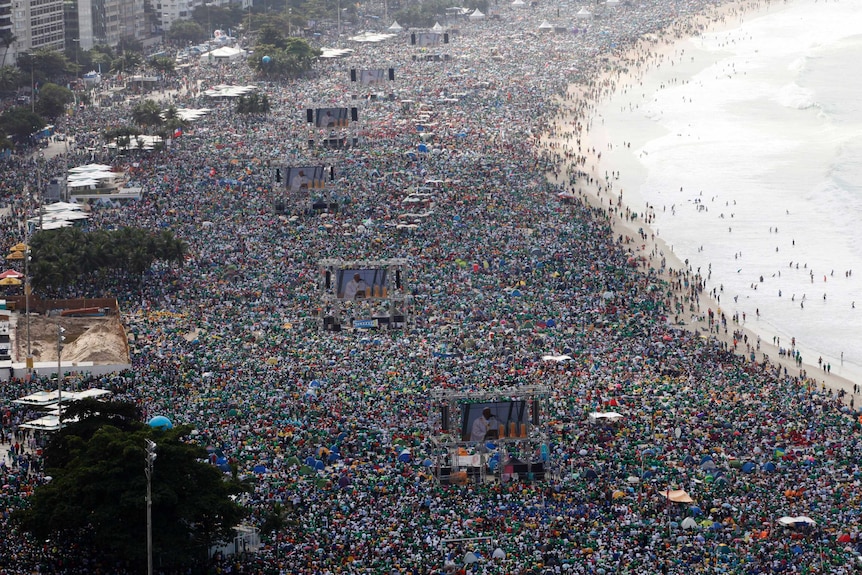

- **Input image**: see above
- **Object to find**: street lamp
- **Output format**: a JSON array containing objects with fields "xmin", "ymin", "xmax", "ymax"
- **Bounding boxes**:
[
  {"xmin": 145, "ymin": 439, "xmax": 157, "ymax": 575},
  {"xmin": 72, "ymin": 38, "xmax": 80, "ymax": 68},
  {"xmin": 57, "ymin": 322, "xmax": 65, "ymax": 428}
]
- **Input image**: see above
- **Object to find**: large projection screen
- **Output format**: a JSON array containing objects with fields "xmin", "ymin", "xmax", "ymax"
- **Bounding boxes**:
[
  {"xmin": 336, "ymin": 268, "xmax": 389, "ymax": 300},
  {"xmin": 460, "ymin": 401, "xmax": 528, "ymax": 442}
]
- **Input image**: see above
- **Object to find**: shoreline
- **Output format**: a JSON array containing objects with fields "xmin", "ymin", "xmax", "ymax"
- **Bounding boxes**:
[{"xmin": 541, "ymin": 0, "xmax": 860, "ymax": 403}]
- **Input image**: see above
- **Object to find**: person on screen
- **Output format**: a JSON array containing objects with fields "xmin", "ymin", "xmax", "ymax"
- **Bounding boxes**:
[
  {"xmin": 290, "ymin": 169, "xmax": 310, "ymax": 192},
  {"xmin": 321, "ymin": 109, "xmax": 337, "ymax": 127},
  {"xmin": 470, "ymin": 408, "xmax": 499, "ymax": 442},
  {"xmin": 344, "ymin": 273, "xmax": 369, "ymax": 299}
]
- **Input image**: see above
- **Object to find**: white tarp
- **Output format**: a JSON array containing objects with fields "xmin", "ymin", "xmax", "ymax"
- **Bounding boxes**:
[
  {"xmin": 588, "ymin": 411, "xmax": 624, "ymax": 424},
  {"xmin": 778, "ymin": 516, "xmax": 817, "ymax": 528}
]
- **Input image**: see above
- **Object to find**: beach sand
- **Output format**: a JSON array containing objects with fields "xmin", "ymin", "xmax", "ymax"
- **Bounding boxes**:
[{"xmin": 542, "ymin": 0, "xmax": 859, "ymax": 406}]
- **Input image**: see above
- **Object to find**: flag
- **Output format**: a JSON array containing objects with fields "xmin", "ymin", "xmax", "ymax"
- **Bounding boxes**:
[{"xmin": 173, "ymin": 127, "xmax": 183, "ymax": 138}]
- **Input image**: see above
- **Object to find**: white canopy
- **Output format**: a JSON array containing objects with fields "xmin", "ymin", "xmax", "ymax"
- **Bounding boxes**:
[
  {"xmin": 512, "ymin": 0, "xmax": 526, "ymax": 6},
  {"xmin": 681, "ymin": 517, "xmax": 699, "ymax": 530},
  {"xmin": 542, "ymin": 354, "xmax": 573, "ymax": 362},
  {"xmin": 349, "ymin": 31, "xmax": 396, "ymax": 43},
  {"xmin": 201, "ymin": 46, "xmax": 246, "ymax": 63},
  {"xmin": 202, "ymin": 84, "xmax": 257, "ymax": 98},
  {"xmin": 43, "ymin": 201, "xmax": 81, "ymax": 211},
  {"xmin": 577, "ymin": 7, "xmax": 592, "ymax": 18},
  {"xmin": 538, "ymin": 20, "xmax": 554, "ymax": 30},
  {"xmin": 388, "ymin": 20, "xmax": 403, "ymax": 31},
  {"xmin": 69, "ymin": 163, "xmax": 112, "ymax": 173},
  {"xmin": 588, "ymin": 412, "xmax": 624, "ymax": 423},
  {"xmin": 173, "ymin": 107, "xmax": 212, "ymax": 122},
  {"xmin": 778, "ymin": 516, "xmax": 817, "ymax": 528},
  {"xmin": 605, "ymin": 0, "xmax": 620, "ymax": 6},
  {"xmin": 319, "ymin": 47, "xmax": 355, "ymax": 59},
  {"xmin": 432, "ymin": 22, "xmax": 444, "ymax": 32},
  {"xmin": 469, "ymin": 9, "xmax": 485, "ymax": 20}
]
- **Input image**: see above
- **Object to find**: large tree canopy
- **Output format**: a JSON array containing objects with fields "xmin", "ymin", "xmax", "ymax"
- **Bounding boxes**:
[
  {"xmin": 35, "ymin": 83, "xmax": 74, "ymax": 119},
  {"xmin": 251, "ymin": 25, "xmax": 320, "ymax": 78},
  {"xmin": 0, "ymin": 106, "xmax": 45, "ymax": 142},
  {"xmin": 17, "ymin": 413, "xmax": 247, "ymax": 570},
  {"xmin": 29, "ymin": 226, "xmax": 187, "ymax": 294}
]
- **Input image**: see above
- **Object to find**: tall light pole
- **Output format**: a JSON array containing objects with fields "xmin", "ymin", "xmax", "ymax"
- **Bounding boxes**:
[
  {"xmin": 145, "ymin": 439, "xmax": 157, "ymax": 575},
  {"xmin": 57, "ymin": 322, "xmax": 64, "ymax": 428},
  {"xmin": 24, "ymin": 186, "xmax": 32, "ymax": 376},
  {"xmin": 72, "ymin": 38, "xmax": 80, "ymax": 68}
]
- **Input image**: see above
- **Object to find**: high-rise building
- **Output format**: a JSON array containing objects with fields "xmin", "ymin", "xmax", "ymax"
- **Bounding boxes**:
[
  {"xmin": 12, "ymin": 0, "xmax": 65, "ymax": 54},
  {"xmin": 65, "ymin": 0, "xmax": 146, "ymax": 51},
  {"xmin": 0, "ymin": 0, "xmax": 14, "ymax": 66}
]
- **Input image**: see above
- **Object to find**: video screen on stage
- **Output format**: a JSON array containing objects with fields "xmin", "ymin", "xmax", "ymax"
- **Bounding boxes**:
[
  {"xmin": 285, "ymin": 166, "xmax": 330, "ymax": 190},
  {"xmin": 461, "ymin": 401, "xmax": 529, "ymax": 442},
  {"xmin": 411, "ymin": 32, "xmax": 445, "ymax": 47},
  {"xmin": 359, "ymin": 68, "xmax": 391, "ymax": 85},
  {"xmin": 314, "ymin": 107, "xmax": 350, "ymax": 128},
  {"xmin": 336, "ymin": 268, "xmax": 389, "ymax": 300}
]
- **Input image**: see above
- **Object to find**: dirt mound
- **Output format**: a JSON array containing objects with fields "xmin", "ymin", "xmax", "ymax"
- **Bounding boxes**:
[{"xmin": 26, "ymin": 315, "xmax": 129, "ymax": 365}]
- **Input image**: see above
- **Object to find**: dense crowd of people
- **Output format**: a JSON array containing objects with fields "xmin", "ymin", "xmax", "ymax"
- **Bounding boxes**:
[{"xmin": 2, "ymin": 0, "xmax": 862, "ymax": 573}]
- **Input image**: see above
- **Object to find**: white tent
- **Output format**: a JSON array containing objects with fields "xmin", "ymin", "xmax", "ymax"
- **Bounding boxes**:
[
  {"xmin": 432, "ymin": 22, "xmax": 444, "ymax": 32},
  {"xmin": 542, "ymin": 354, "xmax": 573, "ymax": 362},
  {"xmin": 576, "ymin": 7, "xmax": 592, "ymax": 19},
  {"xmin": 605, "ymin": 0, "xmax": 620, "ymax": 6},
  {"xmin": 538, "ymin": 20, "xmax": 554, "ymax": 32},
  {"xmin": 388, "ymin": 21, "xmax": 403, "ymax": 31},
  {"xmin": 512, "ymin": 0, "xmax": 526, "ymax": 6},
  {"xmin": 200, "ymin": 46, "xmax": 246, "ymax": 63},
  {"xmin": 588, "ymin": 412, "xmax": 624, "ymax": 424},
  {"xmin": 469, "ymin": 9, "xmax": 485, "ymax": 20},
  {"xmin": 778, "ymin": 516, "xmax": 817, "ymax": 528},
  {"xmin": 349, "ymin": 31, "xmax": 396, "ymax": 43}
]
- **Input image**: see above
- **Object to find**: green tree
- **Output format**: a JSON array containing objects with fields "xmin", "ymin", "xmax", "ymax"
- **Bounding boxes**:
[
  {"xmin": 251, "ymin": 36, "xmax": 319, "ymax": 78},
  {"xmin": 0, "ymin": 106, "xmax": 45, "ymax": 142},
  {"xmin": 16, "ymin": 49, "xmax": 75, "ymax": 85},
  {"xmin": 0, "ymin": 65, "xmax": 23, "ymax": 93},
  {"xmin": 168, "ymin": 20, "xmax": 206, "ymax": 43},
  {"xmin": 35, "ymin": 83, "xmax": 73, "ymax": 119},
  {"xmin": 236, "ymin": 92, "xmax": 270, "ymax": 117},
  {"xmin": 17, "ymin": 420, "xmax": 247, "ymax": 570},
  {"xmin": 0, "ymin": 31, "xmax": 16, "ymax": 67},
  {"xmin": 260, "ymin": 502, "xmax": 298, "ymax": 569},
  {"xmin": 150, "ymin": 55, "xmax": 176, "ymax": 75},
  {"xmin": 29, "ymin": 227, "xmax": 188, "ymax": 294},
  {"xmin": 191, "ymin": 3, "xmax": 243, "ymax": 34},
  {"xmin": 131, "ymin": 99, "xmax": 163, "ymax": 131}
]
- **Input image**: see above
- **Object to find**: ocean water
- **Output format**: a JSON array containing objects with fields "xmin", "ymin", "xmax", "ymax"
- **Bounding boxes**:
[{"xmin": 597, "ymin": 0, "xmax": 862, "ymax": 384}]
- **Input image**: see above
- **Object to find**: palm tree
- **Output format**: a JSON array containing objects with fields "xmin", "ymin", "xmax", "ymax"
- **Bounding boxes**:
[
  {"xmin": 131, "ymin": 99, "xmax": 163, "ymax": 132},
  {"xmin": 260, "ymin": 502, "xmax": 298, "ymax": 572},
  {"xmin": 0, "ymin": 32, "xmax": 17, "ymax": 68}
]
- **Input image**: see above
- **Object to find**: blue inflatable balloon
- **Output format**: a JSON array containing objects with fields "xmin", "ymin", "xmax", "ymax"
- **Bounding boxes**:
[
  {"xmin": 148, "ymin": 415, "xmax": 173, "ymax": 430},
  {"xmin": 262, "ymin": 55, "xmax": 271, "ymax": 63}
]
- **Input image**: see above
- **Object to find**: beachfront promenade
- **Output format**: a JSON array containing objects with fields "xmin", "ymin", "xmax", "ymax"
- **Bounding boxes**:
[{"xmin": 2, "ymin": 0, "xmax": 862, "ymax": 573}]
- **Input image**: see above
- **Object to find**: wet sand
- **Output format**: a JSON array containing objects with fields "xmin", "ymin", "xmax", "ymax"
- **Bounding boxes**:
[{"xmin": 542, "ymin": 0, "xmax": 859, "ymax": 405}]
